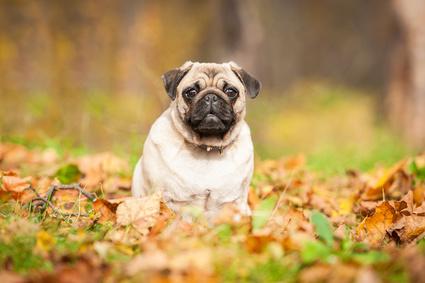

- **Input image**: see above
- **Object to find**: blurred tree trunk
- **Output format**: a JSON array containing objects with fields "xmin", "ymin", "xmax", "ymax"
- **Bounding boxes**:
[
  {"xmin": 388, "ymin": 0, "xmax": 425, "ymax": 149},
  {"xmin": 223, "ymin": 0, "xmax": 263, "ymax": 72},
  {"xmin": 204, "ymin": 0, "xmax": 263, "ymax": 72}
]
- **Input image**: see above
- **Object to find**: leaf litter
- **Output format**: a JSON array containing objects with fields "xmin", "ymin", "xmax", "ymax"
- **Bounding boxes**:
[{"xmin": 0, "ymin": 142, "xmax": 425, "ymax": 282}]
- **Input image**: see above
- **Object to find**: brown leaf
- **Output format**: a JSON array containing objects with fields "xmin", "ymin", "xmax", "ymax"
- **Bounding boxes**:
[
  {"xmin": 1, "ymin": 172, "xmax": 31, "ymax": 193},
  {"xmin": 74, "ymin": 152, "xmax": 130, "ymax": 191},
  {"xmin": 77, "ymin": 152, "xmax": 129, "ymax": 175},
  {"xmin": 361, "ymin": 160, "xmax": 409, "ymax": 201},
  {"xmin": 149, "ymin": 201, "xmax": 176, "ymax": 236},
  {"xmin": 116, "ymin": 193, "xmax": 161, "ymax": 235},
  {"xmin": 0, "ymin": 172, "xmax": 33, "ymax": 202},
  {"xmin": 245, "ymin": 234, "xmax": 275, "ymax": 253},
  {"xmin": 356, "ymin": 201, "xmax": 396, "ymax": 247},
  {"xmin": 389, "ymin": 214, "xmax": 425, "ymax": 244},
  {"xmin": 413, "ymin": 186, "xmax": 425, "ymax": 206},
  {"xmin": 93, "ymin": 199, "xmax": 118, "ymax": 223},
  {"xmin": 248, "ymin": 186, "xmax": 260, "ymax": 209},
  {"xmin": 354, "ymin": 200, "xmax": 379, "ymax": 217}
]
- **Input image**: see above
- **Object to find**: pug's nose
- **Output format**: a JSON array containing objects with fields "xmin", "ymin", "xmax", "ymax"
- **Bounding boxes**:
[{"xmin": 204, "ymin": 93, "xmax": 218, "ymax": 104}]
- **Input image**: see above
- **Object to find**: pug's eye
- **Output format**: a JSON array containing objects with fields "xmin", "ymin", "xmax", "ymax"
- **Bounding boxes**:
[
  {"xmin": 183, "ymin": 87, "xmax": 198, "ymax": 99},
  {"xmin": 224, "ymin": 86, "xmax": 239, "ymax": 99}
]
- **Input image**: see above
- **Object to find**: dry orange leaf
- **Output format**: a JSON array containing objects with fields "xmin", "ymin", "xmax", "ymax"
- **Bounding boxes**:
[
  {"xmin": 93, "ymin": 199, "xmax": 118, "ymax": 223},
  {"xmin": 248, "ymin": 186, "xmax": 260, "ymax": 209},
  {"xmin": 149, "ymin": 201, "xmax": 176, "ymax": 236},
  {"xmin": 361, "ymin": 160, "xmax": 407, "ymax": 201},
  {"xmin": 356, "ymin": 201, "xmax": 396, "ymax": 247},
  {"xmin": 387, "ymin": 191, "xmax": 425, "ymax": 244},
  {"xmin": 389, "ymin": 215, "xmax": 425, "ymax": 244},
  {"xmin": 413, "ymin": 186, "xmax": 425, "ymax": 206},
  {"xmin": 1, "ymin": 173, "xmax": 31, "ymax": 193}
]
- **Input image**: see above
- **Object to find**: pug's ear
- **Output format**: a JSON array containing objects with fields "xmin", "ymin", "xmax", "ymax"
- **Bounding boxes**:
[
  {"xmin": 229, "ymin": 62, "xmax": 261, "ymax": 99},
  {"xmin": 161, "ymin": 62, "xmax": 193, "ymax": 100}
]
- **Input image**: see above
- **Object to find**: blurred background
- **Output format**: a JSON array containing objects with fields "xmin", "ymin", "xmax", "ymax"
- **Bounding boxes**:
[{"xmin": 1, "ymin": 0, "xmax": 424, "ymax": 173}]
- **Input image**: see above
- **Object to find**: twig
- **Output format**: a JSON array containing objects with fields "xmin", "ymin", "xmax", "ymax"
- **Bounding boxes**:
[
  {"xmin": 26, "ymin": 183, "xmax": 94, "ymax": 220},
  {"xmin": 29, "ymin": 197, "xmax": 88, "ymax": 217},
  {"xmin": 45, "ymin": 183, "xmax": 96, "ymax": 202},
  {"xmin": 271, "ymin": 169, "xmax": 296, "ymax": 217}
]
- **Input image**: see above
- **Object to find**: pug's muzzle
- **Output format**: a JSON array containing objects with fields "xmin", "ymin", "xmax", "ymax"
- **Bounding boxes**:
[{"xmin": 188, "ymin": 92, "xmax": 235, "ymax": 137}]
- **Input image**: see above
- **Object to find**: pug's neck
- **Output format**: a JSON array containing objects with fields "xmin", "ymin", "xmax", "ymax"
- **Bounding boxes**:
[{"xmin": 169, "ymin": 105, "xmax": 245, "ymax": 152}]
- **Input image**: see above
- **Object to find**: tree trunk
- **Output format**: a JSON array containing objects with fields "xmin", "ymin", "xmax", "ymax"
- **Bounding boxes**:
[
  {"xmin": 203, "ymin": 0, "xmax": 263, "ymax": 72},
  {"xmin": 388, "ymin": 0, "xmax": 425, "ymax": 149}
]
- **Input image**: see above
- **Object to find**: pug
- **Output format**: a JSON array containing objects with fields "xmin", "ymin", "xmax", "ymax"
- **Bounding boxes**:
[{"xmin": 132, "ymin": 61, "xmax": 260, "ymax": 217}]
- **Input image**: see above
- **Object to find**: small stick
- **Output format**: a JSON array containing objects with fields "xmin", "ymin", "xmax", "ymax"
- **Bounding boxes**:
[
  {"xmin": 45, "ymin": 183, "xmax": 96, "ymax": 202},
  {"xmin": 26, "ymin": 184, "xmax": 94, "ymax": 220},
  {"xmin": 29, "ymin": 197, "xmax": 88, "ymax": 218}
]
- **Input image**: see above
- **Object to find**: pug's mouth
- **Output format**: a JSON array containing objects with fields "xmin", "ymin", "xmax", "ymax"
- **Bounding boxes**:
[{"xmin": 194, "ymin": 114, "xmax": 227, "ymax": 136}]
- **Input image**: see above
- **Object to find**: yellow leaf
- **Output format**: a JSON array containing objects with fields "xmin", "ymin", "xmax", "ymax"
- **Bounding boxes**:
[
  {"xmin": 36, "ymin": 230, "xmax": 55, "ymax": 252},
  {"xmin": 338, "ymin": 196, "xmax": 355, "ymax": 215}
]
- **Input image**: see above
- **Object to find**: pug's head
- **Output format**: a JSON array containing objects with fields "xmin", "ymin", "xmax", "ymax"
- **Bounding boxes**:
[{"xmin": 162, "ymin": 62, "xmax": 260, "ymax": 142}]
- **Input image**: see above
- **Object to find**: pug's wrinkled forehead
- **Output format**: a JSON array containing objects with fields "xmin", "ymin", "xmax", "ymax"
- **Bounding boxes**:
[
  {"xmin": 162, "ymin": 61, "xmax": 261, "ymax": 101},
  {"xmin": 179, "ymin": 62, "xmax": 243, "ymax": 92}
]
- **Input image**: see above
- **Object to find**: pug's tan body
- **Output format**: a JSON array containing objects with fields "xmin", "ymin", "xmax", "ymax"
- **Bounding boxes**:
[{"xmin": 132, "ymin": 62, "xmax": 260, "ymax": 216}]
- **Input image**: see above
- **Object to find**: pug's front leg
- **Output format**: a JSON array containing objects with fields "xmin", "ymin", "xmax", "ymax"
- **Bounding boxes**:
[{"xmin": 234, "ymin": 190, "xmax": 252, "ymax": 216}]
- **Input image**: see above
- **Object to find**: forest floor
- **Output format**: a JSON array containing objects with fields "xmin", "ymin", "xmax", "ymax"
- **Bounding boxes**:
[{"xmin": 1, "ymin": 141, "xmax": 425, "ymax": 282}]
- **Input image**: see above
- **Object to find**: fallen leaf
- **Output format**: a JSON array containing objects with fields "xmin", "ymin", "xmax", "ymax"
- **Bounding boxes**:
[
  {"xmin": 36, "ymin": 230, "xmax": 56, "ymax": 252},
  {"xmin": 362, "ymin": 160, "xmax": 410, "ymax": 201},
  {"xmin": 116, "ymin": 193, "xmax": 161, "ymax": 235},
  {"xmin": 356, "ymin": 201, "xmax": 396, "ymax": 247},
  {"xmin": 245, "ymin": 234, "xmax": 275, "ymax": 253},
  {"xmin": 248, "ymin": 186, "xmax": 260, "ymax": 208},
  {"xmin": 389, "ymin": 214, "xmax": 425, "ymax": 244},
  {"xmin": 93, "ymin": 199, "xmax": 118, "ymax": 223},
  {"xmin": 0, "ymin": 172, "xmax": 33, "ymax": 202},
  {"xmin": 413, "ymin": 186, "xmax": 425, "ymax": 206},
  {"xmin": 1, "ymin": 172, "xmax": 31, "ymax": 193},
  {"xmin": 149, "ymin": 201, "xmax": 176, "ymax": 236}
]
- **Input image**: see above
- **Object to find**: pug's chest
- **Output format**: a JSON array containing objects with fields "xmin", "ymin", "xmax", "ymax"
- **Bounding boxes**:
[{"xmin": 148, "ymin": 142, "xmax": 253, "ymax": 204}]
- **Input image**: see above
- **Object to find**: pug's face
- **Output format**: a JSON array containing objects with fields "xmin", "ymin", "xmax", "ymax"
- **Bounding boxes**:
[{"xmin": 162, "ymin": 62, "xmax": 260, "ymax": 139}]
